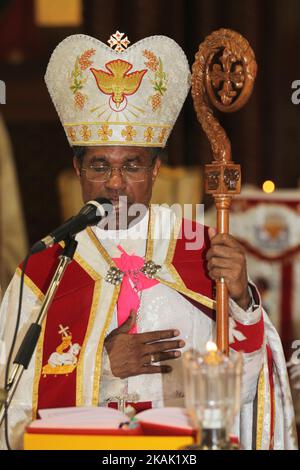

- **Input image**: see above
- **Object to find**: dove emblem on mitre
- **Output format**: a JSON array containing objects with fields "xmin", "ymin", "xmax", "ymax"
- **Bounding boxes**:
[{"xmin": 91, "ymin": 59, "xmax": 147, "ymax": 112}]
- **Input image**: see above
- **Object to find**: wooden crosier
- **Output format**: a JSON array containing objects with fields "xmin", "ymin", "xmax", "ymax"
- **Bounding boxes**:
[{"xmin": 191, "ymin": 29, "xmax": 257, "ymax": 354}]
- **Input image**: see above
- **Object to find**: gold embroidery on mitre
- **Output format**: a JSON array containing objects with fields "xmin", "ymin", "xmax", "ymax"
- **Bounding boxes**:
[
  {"xmin": 143, "ymin": 50, "xmax": 168, "ymax": 112},
  {"xmin": 42, "ymin": 325, "xmax": 82, "ymax": 377},
  {"xmin": 67, "ymin": 126, "xmax": 77, "ymax": 142},
  {"xmin": 144, "ymin": 126, "xmax": 154, "ymax": 142},
  {"xmin": 80, "ymin": 124, "xmax": 91, "ymax": 141},
  {"xmin": 158, "ymin": 127, "xmax": 168, "ymax": 144},
  {"xmin": 121, "ymin": 125, "xmax": 137, "ymax": 142},
  {"xmin": 70, "ymin": 49, "xmax": 96, "ymax": 110},
  {"xmin": 90, "ymin": 60, "xmax": 147, "ymax": 112},
  {"xmin": 98, "ymin": 123, "xmax": 113, "ymax": 141},
  {"xmin": 64, "ymin": 121, "xmax": 171, "ymax": 147}
]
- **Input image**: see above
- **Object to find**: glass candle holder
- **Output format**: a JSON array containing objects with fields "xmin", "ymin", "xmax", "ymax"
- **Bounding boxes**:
[{"xmin": 183, "ymin": 343, "xmax": 243, "ymax": 450}]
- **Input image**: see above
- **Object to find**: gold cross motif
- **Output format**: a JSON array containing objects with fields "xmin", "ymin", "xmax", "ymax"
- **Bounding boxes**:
[
  {"xmin": 108, "ymin": 31, "xmax": 130, "ymax": 53},
  {"xmin": 58, "ymin": 324, "xmax": 70, "ymax": 337}
]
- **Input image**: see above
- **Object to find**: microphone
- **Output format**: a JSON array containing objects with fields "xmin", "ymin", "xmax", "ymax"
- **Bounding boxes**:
[{"xmin": 30, "ymin": 198, "xmax": 113, "ymax": 254}]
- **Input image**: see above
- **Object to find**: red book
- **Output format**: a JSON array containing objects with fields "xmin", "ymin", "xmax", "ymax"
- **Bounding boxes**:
[{"xmin": 26, "ymin": 406, "xmax": 196, "ymax": 437}]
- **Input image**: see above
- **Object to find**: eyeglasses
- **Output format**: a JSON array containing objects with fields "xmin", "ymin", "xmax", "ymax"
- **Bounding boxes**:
[{"xmin": 81, "ymin": 163, "xmax": 155, "ymax": 183}]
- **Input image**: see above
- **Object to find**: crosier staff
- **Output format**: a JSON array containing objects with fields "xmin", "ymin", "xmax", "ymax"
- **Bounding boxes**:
[{"xmin": 191, "ymin": 29, "xmax": 257, "ymax": 354}]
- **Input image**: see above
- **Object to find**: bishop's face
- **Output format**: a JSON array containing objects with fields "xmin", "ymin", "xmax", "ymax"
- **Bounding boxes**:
[{"xmin": 73, "ymin": 145, "xmax": 161, "ymax": 229}]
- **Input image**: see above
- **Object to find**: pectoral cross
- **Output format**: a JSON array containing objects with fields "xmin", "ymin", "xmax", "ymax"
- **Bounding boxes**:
[{"xmin": 106, "ymin": 393, "xmax": 139, "ymax": 413}]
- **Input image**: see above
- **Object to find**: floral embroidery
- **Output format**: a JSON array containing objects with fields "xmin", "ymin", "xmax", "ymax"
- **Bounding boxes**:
[
  {"xmin": 158, "ymin": 128, "xmax": 168, "ymax": 144},
  {"xmin": 121, "ymin": 125, "xmax": 137, "ymax": 142},
  {"xmin": 98, "ymin": 124, "xmax": 113, "ymax": 141},
  {"xmin": 70, "ymin": 49, "xmax": 96, "ymax": 110},
  {"xmin": 80, "ymin": 125, "xmax": 91, "ymax": 141},
  {"xmin": 67, "ymin": 127, "xmax": 77, "ymax": 142},
  {"xmin": 143, "ymin": 49, "xmax": 159, "ymax": 72},
  {"xmin": 143, "ymin": 49, "xmax": 168, "ymax": 111},
  {"xmin": 78, "ymin": 49, "xmax": 96, "ymax": 70},
  {"xmin": 144, "ymin": 127, "xmax": 154, "ymax": 143}
]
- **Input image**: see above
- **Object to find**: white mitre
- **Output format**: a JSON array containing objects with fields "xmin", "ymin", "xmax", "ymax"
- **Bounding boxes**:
[{"xmin": 45, "ymin": 31, "xmax": 191, "ymax": 148}]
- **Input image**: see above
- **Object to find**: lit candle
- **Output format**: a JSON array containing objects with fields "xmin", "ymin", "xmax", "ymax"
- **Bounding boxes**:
[
  {"xmin": 206, "ymin": 341, "xmax": 218, "ymax": 352},
  {"xmin": 201, "ymin": 342, "xmax": 226, "ymax": 429}
]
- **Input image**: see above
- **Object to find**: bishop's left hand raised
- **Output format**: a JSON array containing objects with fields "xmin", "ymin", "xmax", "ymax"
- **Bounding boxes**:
[{"xmin": 206, "ymin": 227, "xmax": 251, "ymax": 311}]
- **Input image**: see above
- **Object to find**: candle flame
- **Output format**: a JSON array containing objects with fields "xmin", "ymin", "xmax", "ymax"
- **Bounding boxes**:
[
  {"xmin": 262, "ymin": 180, "xmax": 275, "ymax": 194},
  {"xmin": 206, "ymin": 341, "xmax": 218, "ymax": 352}
]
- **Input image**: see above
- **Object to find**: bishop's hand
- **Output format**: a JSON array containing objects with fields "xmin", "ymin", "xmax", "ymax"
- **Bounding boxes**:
[
  {"xmin": 206, "ymin": 227, "xmax": 251, "ymax": 311},
  {"xmin": 104, "ymin": 310, "xmax": 185, "ymax": 379}
]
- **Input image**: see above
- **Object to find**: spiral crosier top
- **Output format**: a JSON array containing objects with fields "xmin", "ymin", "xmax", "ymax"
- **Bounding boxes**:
[{"xmin": 45, "ymin": 32, "xmax": 191, "ymax": 148}]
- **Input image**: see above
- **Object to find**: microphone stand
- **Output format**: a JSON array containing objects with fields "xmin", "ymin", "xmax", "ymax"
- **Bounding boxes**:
[{"xmin": 0, "ymin": 237, "xmax": 78, "ymax": 426}]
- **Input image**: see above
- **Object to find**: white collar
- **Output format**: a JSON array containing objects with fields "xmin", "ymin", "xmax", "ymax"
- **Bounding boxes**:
[{"xmin": 93, "ymin": 210, "xmax": 149, "ymax": 241}]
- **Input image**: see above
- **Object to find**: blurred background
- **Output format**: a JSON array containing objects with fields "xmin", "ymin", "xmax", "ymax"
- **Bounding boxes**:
[{"xmin": 1, "ymin": 0, "xmax": 300, "ymax": 439}]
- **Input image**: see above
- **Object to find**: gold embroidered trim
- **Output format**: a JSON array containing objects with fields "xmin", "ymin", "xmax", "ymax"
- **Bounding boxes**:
[
  {"xmin": 64, "ymin": 121, "xmax": 171, "ymax": 129},
  {"xmin": 86, "ymin": 227, "xmax": 115, "ymax": 267},
  {"xmin": 66, "ymin": 250, "xmax": 103, "ymax": 406},
  {"xmin": 76, "ymin": 278, "xmax": 102, "ymax": 406},
  {"xmin": 269, "ymin": 362, "xmax": 276, "ymax": 450},
  {"xmin": 74, "ymin": 252, "xmax": 101, "ymax": 281},
  {"xmin": 87, "ymin": 208, "xmax": 153, "ymax": 267},
  {"xmin": 66, "ymin": 140, "xmax": 166, "ymax": 147},
  {"xmin": 273, "ymin": 384, "xmax": 276, "ymax": 439},
  {"xmin": 256, "ymin": 366, "xmax": 265, "ymax": 450},
  {"xmin": 160, "ymin": 214, "xmax": 215, "ymax": 310},
  {"xmin": 18, "ymin": 266, "xmax": 47, "ymax": 419},
  {"xmin": 145, "ymin": 206, "xmax": 155, "ymax": 261},
  {"xmin": 32, "ymin": 318, "xmax": 47, "ymax": 420},
  {"xmin": 165, "ymin": 214, "xmax": 182, "ymax": 265},
  {"xmin": 92, "ymin": 285, "xmax": 120, "ymax": 405},
  {"xmin": 16, "ymin": 268, "xmax": 45, "ymax": 302},
  {"xmin": 156, "ymin": 277, "xmax": 215, "ymax": 310}
]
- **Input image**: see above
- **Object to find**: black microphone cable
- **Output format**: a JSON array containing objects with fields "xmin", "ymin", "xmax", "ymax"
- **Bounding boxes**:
[{"xmin": 4, "ymin": 252, "xmax": 30, "ymax": 451}]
